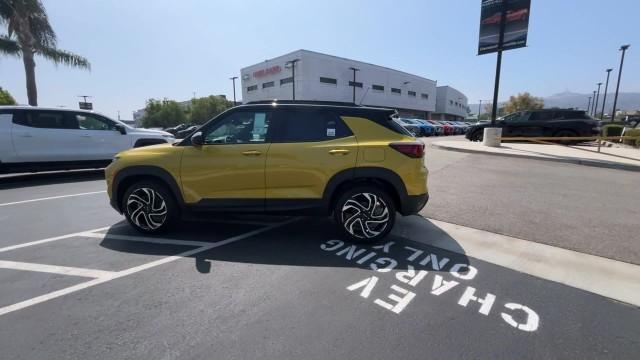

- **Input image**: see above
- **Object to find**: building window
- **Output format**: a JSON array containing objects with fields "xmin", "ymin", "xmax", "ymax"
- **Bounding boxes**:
[
  {"xmin": 408, "ymin": 91, "xmax": 416, "ymax": 97},
  {"xmin": 262, "ymin": 81, "xmax": 274, "ymax": 89},
  {"xmin": 421, "ymin": 93, "xmax": 429, "ymax": 100},
  {"xmin": 348, "ymin": 81, "xmax": 363, "ymax": 88},
  {"xmin": 449, "ymin": 100, "xmax": 453, "ymax": 105},
  {"xmin": 280, "ymin": 77, "xmax": 293, "ymax": 85},
  {"xmin": 372, "ymin": 84, "xmax": 384, "ymax": 91},
  {"xmin": 320, "ymin": 77, "xmax": 337, "ymax": 85},
  {"xmin": 247, "ymin": 85, "xmax": 258, "ymax": 92},
  {"xmin": 391, "ymin": 88, "xmax": 401, "ymax": 94}
]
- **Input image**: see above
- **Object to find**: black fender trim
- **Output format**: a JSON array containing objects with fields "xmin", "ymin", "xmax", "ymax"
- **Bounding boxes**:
[
  {"xmin": 134, "ymin": 138, "xmax": 168, "ymax": 148},
  {"xmin": 322, "ymin": 167, "xmax": 423, "ymax": 215},
  {"xmin": 111, "ymin": 166, "xmax": 183, "ymax": 213}
]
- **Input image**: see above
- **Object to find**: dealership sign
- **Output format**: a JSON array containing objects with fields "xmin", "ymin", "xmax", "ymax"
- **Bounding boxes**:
[
  {"xmin": 253, "ymin": 65, "xmax": 282, "ymax": 78},
  {"xmin": 478, "ymin": 0, "xmax": 531, "ymax": 55}
]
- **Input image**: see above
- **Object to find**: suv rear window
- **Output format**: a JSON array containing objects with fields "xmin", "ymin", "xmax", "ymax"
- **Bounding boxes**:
[{"xmin": 273, "ymin": 110, "xmax": 352, "ymax": 142}]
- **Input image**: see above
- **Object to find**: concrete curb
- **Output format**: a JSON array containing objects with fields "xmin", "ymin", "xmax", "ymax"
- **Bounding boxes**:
[{"xmin": 431, "ymin": 142, "xmax": 640, "ymax": 172}]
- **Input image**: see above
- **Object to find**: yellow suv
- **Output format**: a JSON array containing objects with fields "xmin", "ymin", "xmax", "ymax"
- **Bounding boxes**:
[{"xmin": 105, "ymin": 101, "xmax": 428, "ymax": 242}]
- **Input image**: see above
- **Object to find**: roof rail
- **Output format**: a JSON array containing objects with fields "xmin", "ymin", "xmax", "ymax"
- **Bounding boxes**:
[{"xmin": 245, "ymin": 100, "xmax": 359, "ymax": 106}]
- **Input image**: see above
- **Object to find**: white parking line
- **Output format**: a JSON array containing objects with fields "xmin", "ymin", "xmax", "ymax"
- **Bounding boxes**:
[
  {"xmin": 0, "ymin": 225, "xmax": 115, "ymax": 253},
  {"xmin": 0, "ymin": 218, "xmax": 299, "ymax": 317},
  {"xmin": 0, "ymin": 260, "xmax": 115, "ymax": 279},
  {"xmin": 0, "ymin": 190, "xmax": 107, "ymax": 207},
  {"xmin": 81, "ymin": 232, "xmax": 214, "ymax": 248}
]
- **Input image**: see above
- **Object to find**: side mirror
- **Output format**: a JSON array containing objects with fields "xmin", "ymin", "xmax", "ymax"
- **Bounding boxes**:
[
  {"xmin": 191, "ymin": 131, "xmax": 204, "ymax": 146},
  {"xmin": 114, "ymin": 124, "xmax": 127, "ymax": 135}
]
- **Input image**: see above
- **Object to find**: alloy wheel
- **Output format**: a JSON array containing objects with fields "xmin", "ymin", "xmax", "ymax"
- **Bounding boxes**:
[
  {"xmin": 341, "ymin": 192, "xmax": 390, "ymax": 239},
  {"xmin": 126, "ymin": 188, "xmax": 168, "ymax": 230}
]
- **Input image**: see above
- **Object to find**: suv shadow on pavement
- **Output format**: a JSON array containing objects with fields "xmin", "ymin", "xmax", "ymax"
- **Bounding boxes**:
[
  {"xmin": 0, "ymin": 170, "xmax": 104, "ymax": 190},
  {"xmin": 99, "ymin": 215, "xmax": 469, "ymax": 275}
]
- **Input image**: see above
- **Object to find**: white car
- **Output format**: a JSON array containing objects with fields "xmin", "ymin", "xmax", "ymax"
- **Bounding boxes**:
[{"xmin": 0, "ymin": 106, "xmax": 175, "ymax": 173}]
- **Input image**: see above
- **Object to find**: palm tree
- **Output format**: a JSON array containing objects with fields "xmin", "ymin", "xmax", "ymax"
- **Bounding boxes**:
[{"xmin": 0, "ymin": 0, "xmax": 90, "ymax": 106}]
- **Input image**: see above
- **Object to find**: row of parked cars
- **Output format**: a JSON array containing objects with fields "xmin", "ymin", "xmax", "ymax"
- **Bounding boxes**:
[{"xmin": 394, "ymin": 118, "xmax": 473, "ymax": 137}]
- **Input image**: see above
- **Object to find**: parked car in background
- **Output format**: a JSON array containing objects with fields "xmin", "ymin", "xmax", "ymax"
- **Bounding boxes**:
[
  {"xmin": 399, "ymin": 118, "xmax": 434, "ymax": 137},
  {"xmin": 465, "ymin": 109, "xmax": 601, "ymax": 142},
  {"xmin": 423, "ymin": 120, "xmax": 444, "ymax": 135},
  {"xmin": 0, "ymin": 106, "xmax": 174, "ymax": 173},
  {"xmin": 175, "ymin": 125, "xmax": 199, "ymax": 139},
  {"xmin": 430, "ymin": 120, "xmax": 454, "ymax": 135},
  {"xmin": 165, "ymin": 123, "xmax": 191, "ymax": 135},
  {"xmin": 394, "ymin": 118, "xmax": 421, "ymax": 136},
  {"xmin": 412, "ymin": 119, "xmax": 437, "ymax": 136},
  {"xmin": 443, "ymin": 121, "xmax": 465, "ymax": 135}
]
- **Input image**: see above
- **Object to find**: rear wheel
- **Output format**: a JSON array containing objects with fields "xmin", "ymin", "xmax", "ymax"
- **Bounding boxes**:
[
  {"xmin": 123, "ymin": 180, "xmax": 178, "ymax": 234},
  {"xmin": 470, "ymin": 130, "xmax": 483, "ymax": 142},
  {"xmin": 334, "ymin": 186, "xmax": 396, "ymax": 243}
]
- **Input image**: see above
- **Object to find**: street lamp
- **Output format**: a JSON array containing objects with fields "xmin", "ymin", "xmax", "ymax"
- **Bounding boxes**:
[
  {"xmin": 285, "ymin": 59, "xmax": 300, "ymax": 100},
  {"xmin": 349, "ymin": 67, "xmax": 360, "ymax": 103},
  {"xmin": 594, "ymin": 82, "xmax": 602, "ymax": 117},
  {"xmin": 610, "ymin": 44, "xmax": 630, "ymax": 122},
  {"xmin": 586, "ymin": 96, "xmax": 592, "ymax": 113},
  {"xmin": 599, "ymin": 69, "xmax": 613, "ymax": 121},
  {"xmin": 229, "ymin": 76, "xmax": 238, "ymax": 106},
  {"xmin": 591, "ymin": 91, "xmax": 596, "ymax": 115}
]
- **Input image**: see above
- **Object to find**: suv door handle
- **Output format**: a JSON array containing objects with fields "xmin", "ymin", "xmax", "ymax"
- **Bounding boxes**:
[
  {"xmin": 19, "ymin": 134, "xmax": 33, "ymax": 138},
  {"xmin": 329, "ymin": 149, "xmax": 350, "ymax": 155},
  {"xmin": 80, "ymin": 134, "xmax": 92, "ymax": 138},
  {"xmin": 242, "ymin": 150, "xmax": 262, "ymax": 156}
]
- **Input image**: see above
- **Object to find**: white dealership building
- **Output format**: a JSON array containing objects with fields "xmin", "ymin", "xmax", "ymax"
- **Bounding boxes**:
[{"xmin": 240, "ymin": 49, "xmax": 468, "ymax": 120}]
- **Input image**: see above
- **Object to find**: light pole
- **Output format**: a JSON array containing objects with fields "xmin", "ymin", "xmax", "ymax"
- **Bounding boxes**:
[
  {"xmin": 610, "ymin": 44, "xmax": 630, "ymax": 122},
  {"xmin": 349, "ymin": 67, "xmax": 360, "ymax": 103},
  {"xmin": 229, "ymin": 76, "xmax": 238, "ymax": 106},
  {"xmin": 591, "ymin": 91, "xmax": 596, "ymax": 115},
  {"xmin": 593, "ymin": 82, "xmax": 602, "ymax": 117},
  {"xmin": 600, "ymin": 69, "xmax": 612, "ymax": 121},
  {"xmin": 285, "ymin": 59, "xmax": 300, "ymax": 100},
  {"xmin": 586, "ymin": 96, "xmax": 592, "ymax": 113}
]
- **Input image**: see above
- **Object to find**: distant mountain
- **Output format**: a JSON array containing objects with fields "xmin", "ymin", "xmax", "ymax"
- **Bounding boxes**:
[{"xmin": 470, "ymin": 92, "xmax": 640, "ymax": 115}]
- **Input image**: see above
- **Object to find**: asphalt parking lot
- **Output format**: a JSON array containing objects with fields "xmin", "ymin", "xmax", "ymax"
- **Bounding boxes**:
[{"xmin": 1, "ymin": 140, "xmax": 639, "ymax": 359}]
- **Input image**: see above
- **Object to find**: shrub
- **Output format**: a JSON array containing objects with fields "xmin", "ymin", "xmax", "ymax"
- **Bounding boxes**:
[
  {"xmin": 621, "ymin": 129, "xmax": 640, "ymax": 147},
  {"xmin": 602, "ymin": 124, "xmax": 624, "ymax": 137}
]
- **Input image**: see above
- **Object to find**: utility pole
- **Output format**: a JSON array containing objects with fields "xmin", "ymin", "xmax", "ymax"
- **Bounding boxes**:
[
  {"xmin": 594, "ymin": 83, "xmax": 602, "ymax": 117},
  {"xmin": 600, "ymin": 69, "xmax": 613, "ymax": 121},
  {"xmin": 610, "ymin": 44, "xmax": 630, "ymax": 122},
  {"xmin": 285, "ymin": 59, "xmax": 300, "ymax": 100},
  {"xmin": 229, "ymin": 76, "xmax": 238, "ymax": 106},
  {"xmin": 490, "ymin": 0, "xmax": 508, "ymax": 125},
  {"xmin": 349, "ymin": 67, "xmax": 360, "ymax": 103},
  {"xmin": 586, "ymin": 96, "xmax": 592, "ymax": 113},
  {"xmin": 591, "ymin": 91, "xmax": 596, "ymax": 115}
]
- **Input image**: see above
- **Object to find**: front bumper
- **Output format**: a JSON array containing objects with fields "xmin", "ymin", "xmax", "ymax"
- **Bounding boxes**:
[{"xmin": 400, "ymin": 193, "xmax": 429, "ymax": 215}]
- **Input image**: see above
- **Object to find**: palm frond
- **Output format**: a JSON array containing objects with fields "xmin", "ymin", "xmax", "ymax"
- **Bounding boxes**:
[
  {"xmin": 37, "ymin": 46, "xmax": 90, "ymax": 70},
  {"xmin": 0, "ymin": 34, "xmax": 20, "ymax": 56}
]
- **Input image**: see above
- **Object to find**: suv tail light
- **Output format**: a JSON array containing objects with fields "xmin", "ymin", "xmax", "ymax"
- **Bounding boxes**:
[{"xmin": 389, "ymin": 142, "xmax": 425, "ymax": 158}]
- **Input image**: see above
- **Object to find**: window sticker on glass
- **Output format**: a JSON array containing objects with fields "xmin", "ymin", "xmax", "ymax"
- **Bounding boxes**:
[{"xmin": 327, "ymin": 128, "xmax": 336, "ymax": 137}]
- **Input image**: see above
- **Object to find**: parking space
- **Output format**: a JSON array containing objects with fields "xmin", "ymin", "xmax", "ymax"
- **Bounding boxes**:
[{"xmin": 0, "ymin": 172, "xmax": 639, "ymax": 359}]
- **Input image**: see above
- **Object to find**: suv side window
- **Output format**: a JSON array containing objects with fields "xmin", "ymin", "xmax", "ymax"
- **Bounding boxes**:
[
  {"xmin": 75, "ymin": 113, "xmax": 116, "ymax": 131},
  {"xmin": 528, "ymin": 111, "xmax": 555, "ymax": 121},
  {"xmin": 13, "ymin": 110, "xmax": 77, "ymax": 129},
  {"xmin": 203, "ymin": 110, "xmax": 271, "ymax": 144},
  {"xmin": 273, "ymin": 109, "xmax": 352, "ymax": 142}
]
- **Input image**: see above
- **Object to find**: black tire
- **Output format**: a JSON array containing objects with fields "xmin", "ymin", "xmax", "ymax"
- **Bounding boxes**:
[
  {"xmin": 470, "ymin": 130, "xmax": 483, "ymax": 142},
  {"xmin": 553, "ymin": 130, "xmax": 579, "ymax": 145},
  {"xmin": 122, "ymin": 180, "xmax": 179, "ymax": 234},
  {"xmin": 333, "ymin": 186, "xmax": 396, "ymax": 243}
]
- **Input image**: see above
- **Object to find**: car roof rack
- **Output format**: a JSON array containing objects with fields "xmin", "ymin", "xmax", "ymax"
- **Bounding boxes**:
[{"xmin": 245, "ymin": 100, "xmax": 358, "ymax": 106}]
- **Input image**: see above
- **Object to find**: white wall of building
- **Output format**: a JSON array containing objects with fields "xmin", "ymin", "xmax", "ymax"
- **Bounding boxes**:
[
  {"xmin": 435, "ymin": 86, "xmax": 468, "ymax": 119},
  {"xmin": 241, "ymin": 50, "xmax": 437, "ymax": 114}
]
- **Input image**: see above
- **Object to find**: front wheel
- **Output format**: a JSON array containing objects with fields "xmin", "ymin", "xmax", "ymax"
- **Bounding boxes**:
[
  {"xmin": 334, "ymin": 186, "xmax": 396, "ymax": 243},
  {"xmin": 470, "ymin": 130, "xmax": 483, "ymax": 142},
  {"xmin": 123, "ymin": 180, "xmax": 178, "ymax": 234}
]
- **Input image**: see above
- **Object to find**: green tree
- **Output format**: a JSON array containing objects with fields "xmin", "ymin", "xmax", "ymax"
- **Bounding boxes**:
[
  {"xmin": 189, "ymin": 95, "xmax": 233, "ymax": 125},
  {"xmin": 140, "ymin": 99, "xmax": 186, "ymax": 128},
  {"xmin": 0, "ymin": 86, "xmax": 17, "ymax": 105},
  {"xmin": 503, "ymin": 92, "xmax": 544, "ymax": 114},
  {"xmin": 0, "ymin": 0, "xmax": 90, "ymax": 106}
]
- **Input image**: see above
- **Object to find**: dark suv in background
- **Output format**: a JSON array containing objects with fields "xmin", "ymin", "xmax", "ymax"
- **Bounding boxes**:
[{"xmin": 466, "ymin": 109, "xmax": 601, "ymax": 142}]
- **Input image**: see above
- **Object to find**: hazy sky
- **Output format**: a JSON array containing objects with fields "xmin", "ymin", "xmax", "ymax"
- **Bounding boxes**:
[{"xmin": 1, "ymin": 0, "xmax": 638, "ymax": 119}]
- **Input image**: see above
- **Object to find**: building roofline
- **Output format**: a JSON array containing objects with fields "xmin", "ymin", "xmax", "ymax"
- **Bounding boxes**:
[{"xmin": 243, "ymin": 49, "xmax": 437, "ymax": 84}]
